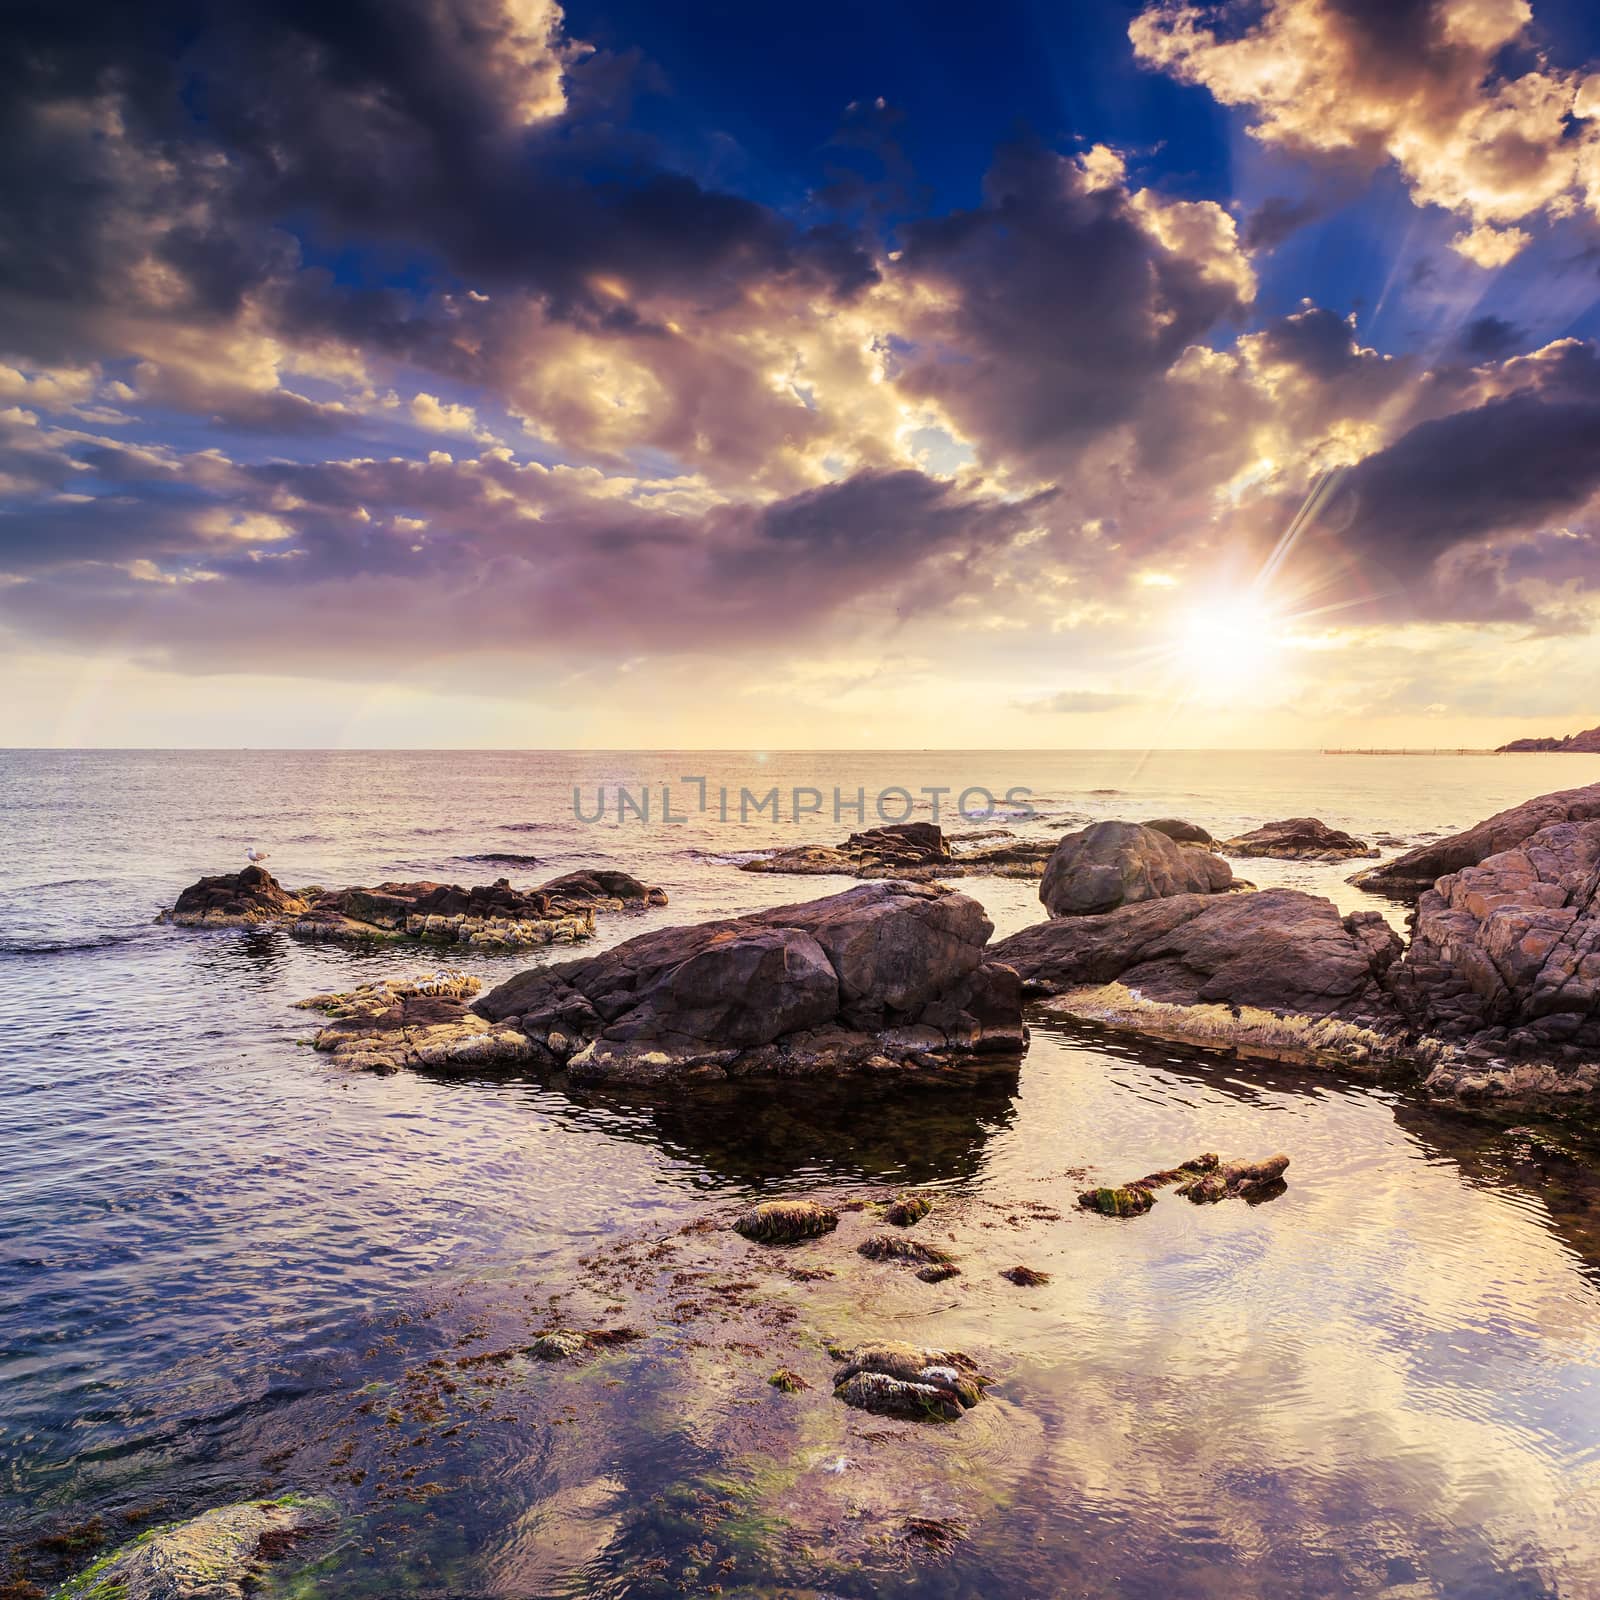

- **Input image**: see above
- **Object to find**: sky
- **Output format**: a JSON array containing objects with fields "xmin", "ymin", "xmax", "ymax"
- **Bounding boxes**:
[{"xmin": 5, "ymin": 0, "xmax": 1600, "ymax": 748}]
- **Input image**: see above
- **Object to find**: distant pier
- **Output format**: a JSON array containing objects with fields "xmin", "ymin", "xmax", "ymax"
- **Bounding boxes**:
[{"xmin": 1321, "ymin": 748, "xmax": 1496, "ymax": 756}]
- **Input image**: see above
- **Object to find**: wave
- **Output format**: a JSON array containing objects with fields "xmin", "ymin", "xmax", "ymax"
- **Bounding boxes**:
[{"xmin": 0, "ymin": 929, "xmax": 152, "ymax": 956}]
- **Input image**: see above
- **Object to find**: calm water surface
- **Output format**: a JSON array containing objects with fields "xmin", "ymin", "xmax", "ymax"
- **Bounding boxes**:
[{"xmin": 4, "ymin": 749, "xmax": 1600, "ymax": 1597}]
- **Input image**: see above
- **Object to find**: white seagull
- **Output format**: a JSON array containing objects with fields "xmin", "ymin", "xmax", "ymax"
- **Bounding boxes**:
[{"xmin": 245, "ymin": 847, "xmax": 270, "ymax": 867}]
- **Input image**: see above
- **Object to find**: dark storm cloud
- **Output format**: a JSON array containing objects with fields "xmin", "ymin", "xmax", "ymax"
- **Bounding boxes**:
[{"xmin": 892, "ymin": 140, "xmax": 1253, "ymax": 474}]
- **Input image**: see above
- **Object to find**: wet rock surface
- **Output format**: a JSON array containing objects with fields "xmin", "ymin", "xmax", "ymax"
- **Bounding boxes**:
[
  {"xmin": 55, "ymin": 1495, "xmax": 337, "ymax": 1600},
  {"xmin": 1220, "ymin": 817, "xmax": 1378, "ymax": 861},
  {"xmin": 734, "ymin": 1199, "xmax": 840, "ymax": 1244},
  {"xmin": 1039, "ymin": 821, "xmax": 1234, "ymax": 916},
  {"xmin": 158, "ymin": 865, "xmax": 310, "ymax": 927},
  {"xmin": 1077, "ymin": 1151, "xmax": 1289, "ymax": 1213},
  {"xmin": 832, "ymin": 1343, "xmax": 991, "ymax": 1421},
  {"xmin": 296, "ymin": 972, "xmax": 536, "ymax": 1075},
  {"xmin": 1394, "ymin": 819, "xmax": 1600, "ymax": 1099},
  {"xmin": 472, "ymin": 881, "xmax": 1028, "ymax": 1085},
  {"xmin": 1354, "ymin": 781, "xmax": 1600, "ymax": 897},
  {"xmin": 741, "ymin": 821, "xmax": 1054, "ymax": 881}
]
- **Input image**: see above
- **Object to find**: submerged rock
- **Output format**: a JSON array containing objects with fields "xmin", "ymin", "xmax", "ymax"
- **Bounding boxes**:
[
  {"xmin": 734, "ymin": 1199, "xmax": 839, "ymax": 1244},
  {"xmin": 1039, "ymin": 821, "xmax": 1234, "ymax": 917},
  {"xmin": 832, "ymin": 1343, "xmax": 991, "ymax": 1421},
  {"xmin": 527, "ymin": 1329, "xmax": 589, "ymax": 1360},
  {"xmin": 1352, "ymin": 782, "xmax": 1600, "ymax": 897},
  {"xmin": 55, "ymin": 1494, "xmax": 337, "ymax": 1600},
  {"xmin": 1393, "ymin": 819, "xmax": 1600, "ymax": 1098},
  {"xmin": 296, "ymin": 972, "xmax": 536, "ymax": 1075},
  {"xmin": 858, "ymin": 1232, "xmax": 956, "ymax": 1266},
  {"xmin": 768, "ymin": 1367, "xmax": 809, "ymax": 1393},
  {"xmin": 916, "ymin": 1262, "xmax": 962, "ymax": 1283},
  {"xmin": 1220, "ymin": 817, "xmax": 1377, "ymax": 861},
  {"xmin": 473, "ymin": 881, "xmax": 1028, "ymax": 1085},
  {"xmin": 884, "ymin": 1193, "xmax": 934, "ymax": 1226},
  {"xmin": 157, "ymin": 865, "xmax": 309, "ymax": 927},
  {"xmin": 1177, "ymin": 1153, "xmax": 1290, "ymax": 1203},
  {"xmin": 999, "ymin": 1265, "xmax": 1050, "ymax": 1285},
  {"xmin": 742, "ymin": 820, "xmax": 1054, "ymax": 882}
]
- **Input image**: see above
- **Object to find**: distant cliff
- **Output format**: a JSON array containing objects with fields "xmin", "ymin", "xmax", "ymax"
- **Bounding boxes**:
[{"xmin": 1498, "ymin": 724, "xmax": 1600, "ymax": 753}]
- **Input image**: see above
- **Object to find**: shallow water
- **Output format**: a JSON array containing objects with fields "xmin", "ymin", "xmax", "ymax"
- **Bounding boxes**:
[{"xmin": 5, "ymin": 749, "xmax": 1600, "ymax": 1596}]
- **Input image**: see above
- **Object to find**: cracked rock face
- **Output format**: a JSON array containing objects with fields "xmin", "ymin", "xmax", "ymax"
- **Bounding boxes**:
[
  {"xmin": 1395, "ymin": 820, "xmax": 1600, "ymax": 1071},
  {"xmin": 473, "ymin": 880, "xmax": 1027, "ymax": 1085},
  {"xmin": 1039, "ymin": 821, "xmax": 1234, "ymax": 917}
]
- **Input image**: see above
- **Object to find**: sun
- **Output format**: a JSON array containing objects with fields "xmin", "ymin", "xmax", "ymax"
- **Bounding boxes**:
[{"xmin": 1170, "ymin": 597, "xmax": 1284, "ymax": 698}]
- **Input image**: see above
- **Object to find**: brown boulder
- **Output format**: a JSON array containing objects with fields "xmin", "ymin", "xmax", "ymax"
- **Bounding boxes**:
[
  {"xmin": 1038, "ymin": 821, "xmax": 1234, "ymax": 917},
  {"xmin": 1141, "ymin": 817, "xmax": 1218, "ymax": 848},
  {"xmin": 159, "ymin": 865, "xmax": 310, "ymax": 927},
  {"xmin": 473, "ymin": 880, "xmax": 1027, "ymax": 1084},
  {"xmin": 1354, "ymin": 782, "xmax": 1600, "ymax": 897},
  {"xmin": 995, "ymin": 888, "xmax": 1402, "ymax": 1023},
  {"xmin": 1220, "ymin": 817, "xmax": 1377, "ymax": 861},
  {"xmin": 743, "ymin": 820, "xmax": 1053, "ymax": 882}
]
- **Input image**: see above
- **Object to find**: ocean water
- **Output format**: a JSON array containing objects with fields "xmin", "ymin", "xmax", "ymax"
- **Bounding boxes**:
[{"xmin": 4, "ymin": 748, "xmax": 1600, "ymax": 1598}]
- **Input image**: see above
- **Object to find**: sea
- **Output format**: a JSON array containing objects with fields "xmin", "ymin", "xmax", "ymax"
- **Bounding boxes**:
[{"xmin": 4, "ymin": 748, "xmax": 1600, "ymax": 1598}]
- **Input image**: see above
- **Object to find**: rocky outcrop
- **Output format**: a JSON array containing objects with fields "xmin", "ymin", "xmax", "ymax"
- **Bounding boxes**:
[
  {"xmin": 1392, "ymin": 820, "xmax": 1600, "ymax": 1099},
  {"xmin": 998, "ymin": 889, "xmax": 1401, "ymax": 1019},
  {"xmin": 1498, "ymin": 723, "xmax": 1600, "ymax": 753},
  {"xmin": 297, "ymin": 972, "xmax": 538, "ymax": 1075},
  {"xmin": 55, "ymin": 1495, "xmax": 337, "ymax": 1600},
  {"xmin": 300, "ymin": 883, "xmax": 1026, "ymax": 1086},
  {"xmin": 473, "ymin": 881, "xmax": 1026, "ymax": 1085},
  {"xmin": 1141, "ymin": 818, "xmax": 1218, "ymax": 848},
  {"xmin": 1076, "ymin": 1151, "xmax": 1288, "ymax": 1212},
  {"xmin": 161, "ymin": 866, "xmax": 665, "ymax": 949},
  {"xmin": 1038, "ymin": 821, "xmax": 1234, "ymax": 917},
  {"xmin": 1353, "ymin": 782, "xmax": 1600, "ymax": 897},
  {"xmin": 158, "ymin": 865, "xmax": 310, "ymax": 927},
  {"xmin": 742, "ymin": 821, "xmax": 1054, "ymax": 881},
  {"xmin": 831, "ymin": 1343, "xmax": 990, "ymax": 1421},
  {"xmin": 734, "ymin": 1199, "xmax": 839, "ymax": 1243},
  {"xmin": 1220, "ymin": 817, "xmax": 1377, "ymax": 861},
  {"xmin": 293, "ymin": 877, "xmax": 597, "ymax": 948}
]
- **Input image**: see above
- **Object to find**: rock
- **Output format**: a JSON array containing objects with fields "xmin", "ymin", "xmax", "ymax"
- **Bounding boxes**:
[
  {"xmin": 1141, "ymin": 818, "xmax": 1217, "ymax": 848},
  {"xmin": 1353, "ymin": 782, "xmax": 1600, "ymax": 897},
  {"xmin": 55, "ymin": 1494, "xmax": 337, "ymax": 1600},
  {"xmin": 1219, "ymin": 817, "xmax": 1377, "ymax": 861},
  {"xmin": 473, "ymin": 881, "xmax": 1028, "ymax": 1084},
  {"xmin": 292, "ymin": 877, "xmax": 597, "ymax": 949},
  {"xmin": 1076, "ymin": 1185, "xmax": 1155, "ymax": 1217},
  {"xmin": 295, "ymin": 972, "xmax": 537, "ymax": 1074},
  {"xmin": 884, "ymin": 1193, "xmax": 933, "ymax": 1226},
  {"xmin": 527, "ymin": 1330, "xmax": 588, "ymax": 1360},
  {"xmin": 995, "ymin": 889, "xmax": 1402, "ymax": 1023},
  {"xmin": 999, "ymin": 1265, "xmax": 1050, "ymax": 1285},
  {"xmin": 768, "ymin": 1367, "xmax": 809, "ymax": 1393},
  {"xmin": 1177, "ymin": 1153, "xmax": 1290, "ymax": 1202},
  {"xmin": 742, "ymin": 821, "xmax": 1055, "ymax": 881},
  {"xmin": 832, "ymin": 1343, "xmax": 991, "ymax": 1421},
  {"xmin": 536, "ymin": 869, "xmax": 670, "ymax": 910},
  {"xmin": 158, "ymin": 865, "xmax": 310, "ymax": 927},
  {"xmin": 916, "ymin": 1262, "xmax": 962, "ymax": 1283},
  {"xmin": 858, "ymin": 1233, "xmax": 956, "ymax": 1267},
  {"xmin": 1497, "ymin": 723, "xmax": 1600, "ymax": 753},
  {"xmin": 733, "ymin": 1199, "xmax": 839, "ymax": 1244},
  {"xmin": 1391, "ymin": 819, "xmax": 1600, "ymax": 1092},
  {"xmin": 1038, "ymin": 821, "xmax": 1235, "ymax": 917}
]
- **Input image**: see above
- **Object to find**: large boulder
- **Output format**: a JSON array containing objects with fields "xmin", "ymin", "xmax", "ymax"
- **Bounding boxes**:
[
  {"xmin": 1220, "ymin": 817, "xmax": 1377, "ymax": 861},
  {"xmin": 472, "ymin": 880, "xmax": 1027, "ymax": 1084},
  {"xmin": 1391, "ymin": 820, "xmax": 1600, "ymax": 1090},
  {"xmin": 996, "ymin": 888, "xmax": 1402, "ymax": 1023},
  {"xmin": 1354, "ymin": 783, "xmax": 1600, "ymax": 897},
  {"xmin": 1038, "ymin": 821, "xmax": 1233, "ymax": 917},
  {"xmin": 158, "ymin": 865, "xmax": 309, "ymax": 927}
]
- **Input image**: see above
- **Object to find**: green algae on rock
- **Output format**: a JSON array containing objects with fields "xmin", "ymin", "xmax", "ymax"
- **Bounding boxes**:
[
  {"xmin": 767, "ymin": 1368, "xmax": 808, "ymax": 1393},
  {"xmin": 1177, "ymin": 1153, "xmax": 1290, "ymax": 1203},
  {"xmin": 1077, "ymin": 1185, "xmax": 1156, "ymax": 1217},
  {"xmin": 883, "ymin": 1193, "xmax": 934, "ymax": 1226},
  {"xmin": 53, "ymin": 1495, "xmax": 337, "ymax": 1600},
  {"xmin": 733, "ymin": 1199, "xmax": 839, "ymax": 1244}
]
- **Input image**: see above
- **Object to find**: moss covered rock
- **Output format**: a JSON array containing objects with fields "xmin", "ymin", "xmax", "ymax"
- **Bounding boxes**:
[{"xmin": 733, "ymin": 1199, "xmax": 839, "ymax": 1244}]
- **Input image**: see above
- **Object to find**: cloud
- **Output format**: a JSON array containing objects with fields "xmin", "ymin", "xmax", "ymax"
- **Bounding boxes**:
[
  {"xmin": 1016, "ymin": 689, "xmax": 1144, "ymax": 713},
  {"xmin": 1131, "ymin": 0, "xmax": 1600, "ymax": 262}
]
